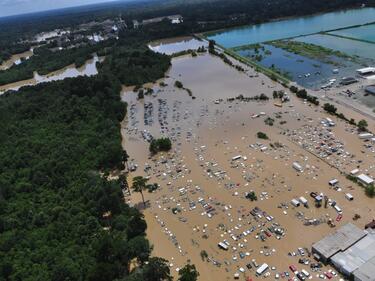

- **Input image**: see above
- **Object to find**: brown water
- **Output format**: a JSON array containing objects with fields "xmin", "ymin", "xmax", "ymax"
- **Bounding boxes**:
[
  {"xmin": 121, "ymin": 53, "xmax": 375, "ymax": 280},
  {"xmin": 0, "ymin": 55, "xmax": 102, "ymax": 95},
  {"xmin": 148, "ymin": 36, "xmax": 208, "ymax": 55},
  {"xmin": 0, "ymin": 49, "xmax": 33, "ymax": 71}
]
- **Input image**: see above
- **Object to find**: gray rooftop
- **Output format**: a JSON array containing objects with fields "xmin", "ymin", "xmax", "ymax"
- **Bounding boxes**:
[
  {"xmin": 331, "ymin": 230, "xmax": 375, "ymax": 275},
  {"xmin": 312, "ymin": 223, "xmax": 367, "ymax": 259},
  {"xmin": 353, "ymin": 256, "xmax": 375, "ymax": 281}
]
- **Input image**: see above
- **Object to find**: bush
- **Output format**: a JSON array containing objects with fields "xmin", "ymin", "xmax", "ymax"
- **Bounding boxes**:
[
  {"xmin": 358, "ymin": 119, "xmax": 368, "ymax": 132},
  {"xmin": 245, "ymin": 191, "xmax": 257, "ymax": 201},
  {"xmin": 175, "ymin": 80, "xmax": 183, "ymax": 89},
  {"xmin": 257, "ymin": 132, "xmax": 269, "ymax": 139},
  {"xmin": 149, "ymin": 138, "xmax": 172, "ymax": 154},
  {"xmin": 323, "ymin": 103, "xmax": 337, "ymax": 114}
]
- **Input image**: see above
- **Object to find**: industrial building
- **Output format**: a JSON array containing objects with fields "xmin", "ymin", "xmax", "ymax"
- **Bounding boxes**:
[
  {"xmin": 312, "ymin": 223, "xmax": 375, "ymax": 281},
  {"xmin": 357, "ymin": 67, "xmax": 375, "ymax": 79},
  {"xmin": 365, "ymin": 85, "xmax": 375, "ymax": 95}
]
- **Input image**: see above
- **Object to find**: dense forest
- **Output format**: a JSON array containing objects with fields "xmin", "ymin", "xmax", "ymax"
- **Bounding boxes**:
[
  {"xmin": 0, "ymin": 27, "xmax": 172, "ymax": 279},
  {"xmin": 98, "ymin": 45, "xmax": 171, "ymax": 86}
]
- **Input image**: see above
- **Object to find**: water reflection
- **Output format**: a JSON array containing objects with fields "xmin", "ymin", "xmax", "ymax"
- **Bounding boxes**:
[{"xmin": 0, "ymin": 55, "xmax": 101, "ymax": 95}]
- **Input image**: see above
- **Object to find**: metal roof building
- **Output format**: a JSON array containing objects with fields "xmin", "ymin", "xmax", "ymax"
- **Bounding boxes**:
[
  {"xmin": 312, "ymin": 223, "xmax": 367, "ymax": 262},
  {"xmin": 353, "ymin": 256, "xmax": 375, "ymax": 281},
  {"xmin": 331, "ymin": 230, "xmax": 375, "ymax": 276},
  {"xmin": 312, "ymin": 224, "xmax": 375, "ymax": 281},
  {"xmin": 365, "ymin": 85, "xmax": 375, "ymax": 95}
]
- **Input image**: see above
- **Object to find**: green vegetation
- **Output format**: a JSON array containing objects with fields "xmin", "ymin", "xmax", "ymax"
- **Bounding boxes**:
[
  {"xmin": 0, "ymin": 29, "xmax": 177, "ymax": 280},
  {"xmin": 208, "ymin": 41, "xmax": 245, "ymax": 72},
  {"xmin": 98, "ymin": 45, "xmax": 171, "ymax": 86},
  {"xmin": 178, "ymin": 264, "xmax": 199, "ymax": 281},
  {"xmin": 149, "ymin": 137, "xmax": 172, "ymax": 155},
  {"xmin": 132, "ymin": 176, "xmax": 149, "ymax": 207},
  {"xmin": 0, "ymin": 75, "xmax": 165, "ymax": 280},
  {"xmin": 269, "ymin": 40, "xmax": 355, "ymax": 65},
  {"xmin": 227, "ymin": 93, "xmax": 269, "ymax": 102},
  {"xmin": 245, "ymin": 191, "xmax": 258, "ymax": 201},
  {"xmin": 221, "ymin": 47, "xmax": 290, "ymax": 84},
  {"xmin": 0, "ymin": 42, "xmax": 31, "ymax": 65},
  {"xmin": 257, "ymin": 132, "xmax": 269, "ymax": 139},
  {"xmin": 264, "ymin": 117, "xmax": 275, "ymax": 126},
  {"xmin": 346, "ymin": 175, "xmax": 375, "ymax": 198},
  {"xmin": 324, "ymin": 32, "xmax": 375, "ymax": 45},
  {"xmin": 290, "ymin": 86, "xmax": 319, "ymax": 105},
  {"xmin": 1, "ymin": 0, "xmax": 371, "ymax": 279},
  {"xmin": 175, "ymin": 80, "xmax": 184, "ymax": 88},
  {"xmin": 171, "ymin": 47, "xmax": 206, "ymax": 58},
  {"xmin": 0, "ymin": 42, "xmax": 110, "ymax": 86},
  {"xmin": 358, "ymin": 119, "xmax": 368, "ymax": 132}
]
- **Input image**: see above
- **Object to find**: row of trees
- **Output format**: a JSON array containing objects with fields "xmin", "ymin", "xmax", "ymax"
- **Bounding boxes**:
[{"xmin": 323, "ymin": 103, "xmax": 369, "ymax": 131}]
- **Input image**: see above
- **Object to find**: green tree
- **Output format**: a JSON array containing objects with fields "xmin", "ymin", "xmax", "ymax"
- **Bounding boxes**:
[
  {"xmin": 257, "ymin": 132, "xmax": 269, "ymax": 139},
  {"xmin": 122, "ymin": 150, "xmax": 130, "ymax": 170},
  {"xmin": 132, "ymin": 176, "xmax": 148, "ymax": 207},
  {"xmin": 357, "ymin": 119, "xmax": 368, "ymax": 132},
  {"xmin": 178, "ymin": 264, "xmax": 199, "ymax": 281},
  {"xmin": 143, "ymin": 257, "xmax": 172, "ymax": 281},
  {"xmin": 365, "ymin": 184, "xmax": 374, "ymax": 197},
  {"xmin": 175, "ymin": 80, "xmax": 183, "ymax": 89},
  {"xmin": 323, "ymin": 103, "xmax": 337, "ymax": 114}
]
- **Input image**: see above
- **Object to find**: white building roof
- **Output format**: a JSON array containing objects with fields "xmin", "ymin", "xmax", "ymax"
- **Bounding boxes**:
[
  {"xmin": 357, "ymin": 67, "xmax": 375, "ymax": 75},
  {"xmin": 357, "ymin": 174, "xmax": 374, "ymax": 185}
]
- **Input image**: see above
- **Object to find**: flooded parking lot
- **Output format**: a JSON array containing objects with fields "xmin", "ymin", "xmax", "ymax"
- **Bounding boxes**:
[{"xmin": 121, "ymin": 51, "xmax": 375, "ymax": 280}]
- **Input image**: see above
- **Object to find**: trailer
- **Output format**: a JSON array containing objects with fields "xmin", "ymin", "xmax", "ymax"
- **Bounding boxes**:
[
  {"xmin": 345, "ymin": 193, "xmax": 354, "ymax": 201},
  {"xmin": 358, "ymin": 133, "xmax": 373, "ymax": 139},
  {"xmin": 350, "ymin": 169, "xmax": 359, "ymax": 175},
  {"xmin": 291, "ymin": 199, "xmax": 300, "ymax": 207},
  {"xmin": 299, "ymin": 196, "xmax": 308, "ymax": 206},
  {"xmin": 333, "ymin": 205, "xmax": 342, "ymax": 214},
  {"xmin": 329, "ymin": 179, "xmax": 339, "ymax": 186},
  {"xmin": 218, "ymin": 242, "xmax": 228, "ymax": 251},
  {"xmin": 232, "ymin": 155, "xmax": 242, "ymax": 161},
  {"xmin": 292, "ymin": 162, "xmax": 303, "ymax": 172},
  {"xmin": 256, "ymin": 263, "xmax": 269, "ymax": 276}
]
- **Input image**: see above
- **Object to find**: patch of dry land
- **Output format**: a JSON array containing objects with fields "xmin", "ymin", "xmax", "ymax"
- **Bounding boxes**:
[{"xmin": 121, "ymin": 51, "xmax": 375, "ymax": 281}]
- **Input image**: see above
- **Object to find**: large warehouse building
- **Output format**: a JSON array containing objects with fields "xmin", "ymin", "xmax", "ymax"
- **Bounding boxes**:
[{"xmin": 312, "ymin": 223, "xmax": 375, "ymax": 281}]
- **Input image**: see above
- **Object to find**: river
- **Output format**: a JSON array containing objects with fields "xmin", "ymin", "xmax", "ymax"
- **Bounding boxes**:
[{"xmin": 207, "ymin": 7, "xmax": 375, "ymax": 48}]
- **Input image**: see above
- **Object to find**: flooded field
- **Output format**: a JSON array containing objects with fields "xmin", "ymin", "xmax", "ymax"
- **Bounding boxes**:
[
  {"xmin": 121, "ymin": 52, "xmax": 375, "ymax": 281},
  {"xmin": 0, "ymin": 49, "xmax": 33, "ymax": 70},
  {"xmin": 207, "ymin": 8, "xmax": 375, "ymax": 48},
  {"xmin": 204, "ymin": 7, "xmax": 375, "ymax": 104},
  {"xmin": 0, "ymin": 55, "xmax": 101, "ymax": 94},
  {"xmin": 149, "ymin": 36, "xmax": 207, "ymax": 55},
  {"xmin": 235, "ymin": 44, "xmax": 362, "ymax": 90},
  {"xmin": 328, "ymin": 23, "xmax": 375, "ymax": 43},
  {"xmin": 295, "ymin": 34, "xmax": 375, "ymax": 60}
]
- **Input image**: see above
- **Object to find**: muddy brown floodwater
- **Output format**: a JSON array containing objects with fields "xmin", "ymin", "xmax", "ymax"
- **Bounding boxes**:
[
  {"xmin": 0, "ymin": 55, "xmax": 102, "ymax": 95},
  {"xmin": 0, "ymin": 49, "xmax": 33, "ymax": 71},
  {"xmin": 121, "ymin": 52, "xmax": 374, "ymax": 281}
]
